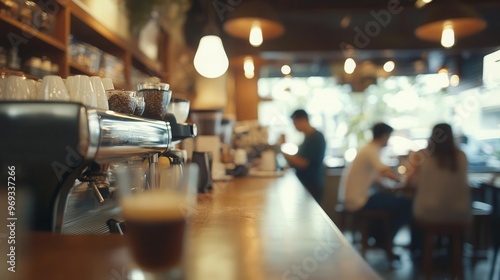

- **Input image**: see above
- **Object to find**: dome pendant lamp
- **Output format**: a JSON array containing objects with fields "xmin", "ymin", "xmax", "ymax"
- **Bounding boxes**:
[
  {"xmin": 415, "ymin": 0, "xmax": 487, "ymax": 48},
  {"xmin": 223, "ymin": 0, "xmax": 284, "ymax": 47}
]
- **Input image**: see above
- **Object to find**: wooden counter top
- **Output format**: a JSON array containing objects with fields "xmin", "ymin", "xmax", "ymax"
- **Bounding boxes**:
[{"xmin": 8, "ymin": 172, "xmax": 380, "ymax": 280}]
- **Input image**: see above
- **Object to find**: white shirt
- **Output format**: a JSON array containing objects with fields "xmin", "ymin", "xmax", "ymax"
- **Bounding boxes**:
[
  {"xmin": 339, "ymin": 141, "xmax": 387, "ymax": 211},
  {"xmin": 412, "ymin": 150, "xmax": 471, "ymax": 224}
]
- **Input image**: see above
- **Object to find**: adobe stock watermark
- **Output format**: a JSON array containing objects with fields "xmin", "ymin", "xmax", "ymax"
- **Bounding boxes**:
[
  {"xmin": 281, "ymin": 235, "xmax": 340, "ymax": 280},
  {"xmin": 401, "ymin": 121, "xmax": 476, "ymax": 177},
  {"xmin": 339, "ymin": 0, "xmax": 409, "ymax": 55},
  {"xmin": 407, "ymin": 87, "xmax": 487, "ymax": 172},
  {"xmin": 408, "ymin": 84, "xmax": 498, "ymax": 171},
  {"xmin": 51, "ymin": 145, "xmax": 85, "ymax": 182},
  {"xmin": 212, "ymin": 0, "xmax": 244, "ymax": 21},
  {"xmin": 452, "ymin": 86, "xmax": 495, "ymax": 127},
  {"xmin": 110, "ymin": 266, "xmax": 128, "ymax": 280}
]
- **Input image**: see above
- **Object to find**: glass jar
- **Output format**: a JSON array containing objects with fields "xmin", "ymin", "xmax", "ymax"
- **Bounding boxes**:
[
  {"xmin": 106, "ymin": 90, "xmax": 137, "ymax": 115},
  {"xmin": 137, "ymin": 82, "xmax": 171, "ymax": 120},
  {"xmin": 133, "ymin": 91, "xmax": 145, "ymax": 116},
  {"xmin": 18, "ymin": 1, "xmax": 38, "ymax": 26},
  {"xmin": 0, "ymin": 0, "xmax": 20, "ymax": 19},
  {"xmin": 33, "ymin": 10, "xmax": 54, "ymax": 34}
]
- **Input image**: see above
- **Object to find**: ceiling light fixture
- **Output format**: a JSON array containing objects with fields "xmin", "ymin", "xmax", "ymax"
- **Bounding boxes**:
[
  {"xmin": 223, "ymin": 0, "xmax": 284, "ymax": 48},
  {"xmin": 281, "ymin": 65, "xmax": 291, "ymax": 75},
  {"xmin": 193, "ymin": 1, "xmax": 229, "ymax": 78},
  {"xmin": 415, "ymin": 1, "xmax": 487, "ymax": 48},
  {"xmin": 383, "ymin": 61, "xmax": 395, "ymax": 73},
  {"xmin": 450, "ymin": 74, "xmax": 460, "ymax": 87},
  {"xmin": 244, "ymin": 57, "xmax": 255, "ymax": 79},
  {"xmin": 344, "ymin": 58, "xmax": 356, "ymax": 74},
  {"xmin": 440, "ymin": 22, "xmax": 455, "ymax": 48},
  {"xmin": 438, "ymin": 67, "xmax": 450, "ymax": 88},
  {"xmin": 249, "ymin": 23, "xmax": 264, "ymax": 47},
  {"xmin": 415, "ymin": 0, "xmax": 433, "ymax": 9}
]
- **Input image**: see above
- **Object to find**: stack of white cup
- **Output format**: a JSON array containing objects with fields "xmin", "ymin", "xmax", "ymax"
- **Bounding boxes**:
[{"xmin": 0, "ymin": 74, "xmax": 112, "ymax": 111}]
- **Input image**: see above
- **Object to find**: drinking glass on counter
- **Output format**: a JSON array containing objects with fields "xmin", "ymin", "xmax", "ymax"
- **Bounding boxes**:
[{"xmin": 113, "ymin": 163, "xmax": 198, "ymax": 279}]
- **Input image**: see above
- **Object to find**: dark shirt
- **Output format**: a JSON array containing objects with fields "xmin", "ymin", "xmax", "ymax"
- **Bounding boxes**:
[{"xmin": 295, "ymin": 130, "xmax": 326, "ymax": 195}]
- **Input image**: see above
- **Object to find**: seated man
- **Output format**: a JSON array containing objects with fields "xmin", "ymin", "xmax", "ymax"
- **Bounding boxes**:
[{"xmin": 339, "ymin": 123, "xmax": 412, "ymax": 243}]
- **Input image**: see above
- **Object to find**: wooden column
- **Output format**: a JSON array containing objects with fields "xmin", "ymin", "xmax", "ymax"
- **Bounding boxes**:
[{"xmin": 231, "ymin": 56, "xmax": 261, "ymax": 121}]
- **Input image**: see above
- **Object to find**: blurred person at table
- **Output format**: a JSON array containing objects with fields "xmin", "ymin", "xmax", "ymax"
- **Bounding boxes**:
[
  {"xmin": 339, "ymin": 122, "xmax": 412, "ymax": 243},
  {"xmin": 282, "ymin": 109, "xmax": 326, "ymax": 203},
  {"xmin": 404, "ymin": 123, "xmax": 471, "ymax": 252}
]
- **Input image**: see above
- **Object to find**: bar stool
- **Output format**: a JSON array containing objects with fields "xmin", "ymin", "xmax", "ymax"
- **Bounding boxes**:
[
  {"xmin": 469, "ymin": 201, "xmax": 493, "ymax": 266},
  {"xmin": 335, "ymin": 204, "xmax": 356, "ymax": 242},
  {"xmin": 416, "ymin": 220, "xmax": 467, "ymax": 280},
  {"xmin": 355, "ymin": 210, "xmax": 395, "ymax": 263},
  {"xmin": 337, "ymin": 204, "xmax": 396, "ymax": 264}
]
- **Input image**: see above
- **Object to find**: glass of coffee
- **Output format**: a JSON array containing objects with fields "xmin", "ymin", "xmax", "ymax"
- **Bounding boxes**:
[{"xmin": 115, "ymin": 162, "xmax": 198, "ymax": 279}]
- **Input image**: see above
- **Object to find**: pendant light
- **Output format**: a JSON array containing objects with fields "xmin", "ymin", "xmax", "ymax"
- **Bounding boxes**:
[
  {"xmin": 223, "ymin": 0, "xmax": 284, "ymax": 47},
  {"xmin": 194, "ymin": 1, "xmax": 229, "ymax": 78},
  {"xmin": 415, "ymin": 0, "xmax": 487, "ymax": 48}
]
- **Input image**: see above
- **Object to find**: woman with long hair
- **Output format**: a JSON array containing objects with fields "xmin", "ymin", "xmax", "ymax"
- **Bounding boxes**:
[
  {"xmin": 404, "ymin": 123, "xmax": 472, "ymax": 262},
  {"xmin": 406, "ymin": 123, "xmax": 471, "ymax": 224}
]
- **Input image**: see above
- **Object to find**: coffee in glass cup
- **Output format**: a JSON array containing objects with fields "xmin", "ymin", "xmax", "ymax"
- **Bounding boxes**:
[
  {"xmin": 121, "ymin": 191, "xmax": 186, "ymax": 271},
  {"xmin": 115, "ymin": 163, "xmax": 198, "ymax": 278}
]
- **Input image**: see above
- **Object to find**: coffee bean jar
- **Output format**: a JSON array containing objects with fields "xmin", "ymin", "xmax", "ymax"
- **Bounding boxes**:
[
  {"xmin": 137, "ymin": 82, "xmax": 171, "ymax": 120},
  {"xmin": 106, "ymin": 90, "xmax": 136, "ymax": 115}
]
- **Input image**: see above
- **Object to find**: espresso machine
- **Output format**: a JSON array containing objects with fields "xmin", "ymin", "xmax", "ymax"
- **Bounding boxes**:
[{"xmin": 0, "ymin": 100, "xmax": 196, "ymax": 234}]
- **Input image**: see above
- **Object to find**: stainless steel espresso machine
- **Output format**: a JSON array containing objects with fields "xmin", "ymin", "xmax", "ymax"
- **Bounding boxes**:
[{"xmin": 0, "ymin": 101, "xmax": 196, "ymax": 234}]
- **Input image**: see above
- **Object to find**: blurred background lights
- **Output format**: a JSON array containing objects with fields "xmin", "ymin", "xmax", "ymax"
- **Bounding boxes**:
[
  {"xmin": 344, "ymin": 148, "xmax": 358, "ymax": 162},
  {"xmin": 450, "ymin": 74, "xmax": 460, "ymax": 87},
  {"xmin": 281, "ymin": 64, "xmax": 291, "ymax": 75},
  {"xmin": 344, "ymin": 58, "xmax": 356, "ymax": 74},
  {"xmin": 383, "ymin": 61, "xmax": 396, "ymax": 72},
  {"xmin": 280, "ymin": 143, "xmax": 298, "ymax": 155}
]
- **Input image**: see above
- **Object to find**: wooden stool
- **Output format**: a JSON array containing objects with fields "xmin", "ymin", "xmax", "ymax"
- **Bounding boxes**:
[
  {"xmin": 416, "ymin": 220, "xmax": 467, "ymax": 280},
  {"xmin": 469, "ymin": 201, "xmax": 493, "ymax": 266},
  {"xmin": 335, "ymin": 204, "xmax": 356, "ymax": 242},
  {"xmin": 355, "ymin": 210, "xmax": 395, "ymax": 263}
]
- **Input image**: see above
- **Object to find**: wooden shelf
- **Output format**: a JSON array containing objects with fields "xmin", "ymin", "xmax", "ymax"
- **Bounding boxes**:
[
  {"xmin": 69, "ymin": 61, "xmax": 99, "ymax": 76},
  {"xmin": 0, "ymin": 14, "xmax": 66, "ymax": 52},
  {"xmin": 0, "ymin": 69, "xmax": 42, "ymax": 80},
  {"xmin": 69, "ymin": 2, "xmax": 127, "ymax": 56}
]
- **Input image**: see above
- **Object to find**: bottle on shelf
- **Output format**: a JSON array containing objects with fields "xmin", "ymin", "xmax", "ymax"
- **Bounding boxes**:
[
  {"xmin": 25, "ymin": 56, "xmax": 42, "ymax": 77},
  {"xmin": 8, "ymin": 47, "xmax": 21, "ymax": 71},
  {"xmin": 41, "ymin": 56, "xmax": 51, "ymax": 76},
  {"xmin": 0, "ymin": 47, "xmax": 7, "ymax": 69}
]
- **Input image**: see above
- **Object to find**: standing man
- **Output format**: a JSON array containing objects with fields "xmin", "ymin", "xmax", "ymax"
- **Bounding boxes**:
[
  {"xmin": 339, "ymin": 123, "xmax": 412, "ymax": 241},
  {"xmin": 283, "ymin": 109, "xmax": 326, "ymax": 203}
]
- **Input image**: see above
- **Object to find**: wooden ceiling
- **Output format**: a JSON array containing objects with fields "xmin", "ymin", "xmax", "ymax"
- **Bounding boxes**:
[{"xmin": 185, "ymin": 0, "xmax": 500, "ymax": 75}]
